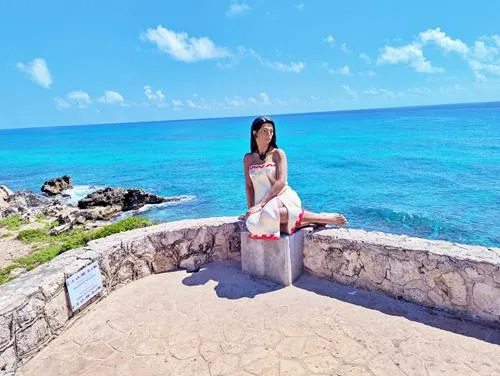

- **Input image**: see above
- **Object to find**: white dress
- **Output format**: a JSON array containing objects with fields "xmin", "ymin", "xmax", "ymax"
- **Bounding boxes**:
[{"xmin": 245, "ymin": 162, "xmax": 304, "ymax": 240}]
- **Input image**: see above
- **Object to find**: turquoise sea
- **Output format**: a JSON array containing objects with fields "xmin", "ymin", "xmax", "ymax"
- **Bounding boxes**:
[{"xmin": 1, "ymin": 102, "xmax": 499, "ymax": 247}]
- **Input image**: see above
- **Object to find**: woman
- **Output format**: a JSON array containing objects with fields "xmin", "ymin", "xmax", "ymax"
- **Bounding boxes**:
[{"xmin": 239, "ymin": 115, "xmax": 348, "ymax": 239}]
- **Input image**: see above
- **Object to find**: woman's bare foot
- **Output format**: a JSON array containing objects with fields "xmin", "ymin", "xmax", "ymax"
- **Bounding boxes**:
[{"xmin": 321, "ymin": 213, "xmax": 348, "ymax": 226}]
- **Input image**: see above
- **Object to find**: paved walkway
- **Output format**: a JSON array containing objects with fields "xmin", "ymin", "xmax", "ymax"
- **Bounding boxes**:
[{"xmin": 19, "ymin": 262, "xmax": 500, "ymax": 376}]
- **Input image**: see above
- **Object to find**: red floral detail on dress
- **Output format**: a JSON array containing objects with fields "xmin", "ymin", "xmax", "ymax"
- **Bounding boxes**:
[
  {"xmin": 249, "ymin": 163, "xmax": 276, "ymax": 170},
  {"xmin": 248, "ymin": 233, "xmax": 280, "ymax": 240},
  {"xmin": 289, "ymin": 209, "xmax": 305, "ymax": 234}
]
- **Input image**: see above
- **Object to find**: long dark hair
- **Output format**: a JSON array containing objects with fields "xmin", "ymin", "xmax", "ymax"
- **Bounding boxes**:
[{"xmin": 250, "ymin": 116, "xmax": 278, "ymax": 153}]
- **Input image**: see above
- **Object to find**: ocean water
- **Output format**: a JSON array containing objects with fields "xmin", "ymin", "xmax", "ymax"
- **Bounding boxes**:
[{"xmin": 1, "ymin": 102, "xmax": 499, "ymax": 247}]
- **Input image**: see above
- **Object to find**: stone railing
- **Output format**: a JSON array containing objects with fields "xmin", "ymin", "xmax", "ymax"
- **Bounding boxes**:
[
  {"xmin": 0, "ymin": 217, "xmax": 242, "ymax": 375},
  {"xmin": 1, "ymin": 218, "xmax": 499, "ymax": 375},
  {"xmin": 303, "ymin": 228, "xmax": 500, "ymax": 324}
]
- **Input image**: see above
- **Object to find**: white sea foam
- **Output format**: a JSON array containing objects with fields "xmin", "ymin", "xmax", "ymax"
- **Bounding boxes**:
[
  {"xmin": 59, "ymin": 185, "xmax": 105, "ymax": 206},
  {"xmin": 114, "ymin": 195, "xmax": 197, "ymax": 220}
]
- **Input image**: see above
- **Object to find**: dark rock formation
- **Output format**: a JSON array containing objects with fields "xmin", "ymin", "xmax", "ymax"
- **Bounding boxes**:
[
  {"xmin": 41, "ymin": 175, "xmax": 73, "ymax": 196},
  {"xmin": 78, "ymin": 187, "xmax": 177, "ymax": 212}
]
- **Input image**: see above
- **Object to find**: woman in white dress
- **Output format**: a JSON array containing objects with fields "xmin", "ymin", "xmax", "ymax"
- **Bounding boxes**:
[{"xmin": 239, "ymin": 116, "xmax": 348, "ymax": 239}]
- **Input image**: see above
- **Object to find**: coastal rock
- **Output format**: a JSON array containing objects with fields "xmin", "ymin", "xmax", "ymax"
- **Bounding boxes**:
[
  {"xmin": 1, "ymin": 190, "xmax": 52, "ymax": 218},
  {"xmin": 41, "ymin": 175, "xmax": 73, "ymax": 196},
  {"xmin": 0, "ymin": 185, "xmax": 14, "ymax": 201},
  {"xmin": 78, "ymin": 187, "xmax": 176, "ymax": 212}
]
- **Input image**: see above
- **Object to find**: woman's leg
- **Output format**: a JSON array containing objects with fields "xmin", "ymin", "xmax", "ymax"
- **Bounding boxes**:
[{"xmin": 301, "ymin": 210, "xmax": 348, "ymax": 226}]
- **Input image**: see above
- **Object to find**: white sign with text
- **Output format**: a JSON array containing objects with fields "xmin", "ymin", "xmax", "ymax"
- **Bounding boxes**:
[{"xmin": 66, "ymin": 260, "xmax": 103, "ymax": 312}]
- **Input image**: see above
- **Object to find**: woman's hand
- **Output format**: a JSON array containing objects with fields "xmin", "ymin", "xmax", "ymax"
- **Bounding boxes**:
[
  {"xmin": 247, "ymin": 203, "xmax": 263, "ymax": 215},
  {"xmin": 239, "ymin": 203, "xmax": 263, "ymax": 220}
]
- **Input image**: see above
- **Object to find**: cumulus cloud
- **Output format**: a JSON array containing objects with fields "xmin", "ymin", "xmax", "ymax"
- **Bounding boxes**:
[
  {"xmin": 329, "ymin": 66, "xmax": 351, "ymax": 75},
  {"xmin": 341, "ymin": 85, "xmax": 358, "ymax": 100},
  {"xmin": 17, "ymin": 58, "xmax": 53, "ymax": 88},
  {"xmin": 142, "ymin": 25, "xmax": 230, "ymax": 62},
  {"xmin": 419, "ymin": 28, "xmax": 468, "ymax": 54},
  {"xmin": 144, "ymin": 85, "xmax": 166, "ymax": 106},
  {"xmin": 324, "ymin": 35, "xmax": 335, "ymax": 46},
  {"xmin": 363, "ymin": 87, "xmax": 398, "ymax": 98},
  {"xmin": 98, "ymin": 90, "xmax": 124, "ymax": 104},
  {"xmin": 359, "ymin": 53, "xmax": 371, "ymax": 64},
  {"xmin": 238, "ymin": 47, "xmax": 305, "ymax": 73},
  {"xmin": 171, "ymin": 99, "xmax": 183, "ymax": 107},
  {"xmin": 377, "ymin": 43, "xmax": 444, "ymax": 73},
  {"xmin": 54, "ymin": 97, "xmax": 71, "ymax": 111},
  {"xmin": 260, "ymin": 92, "xmax": 270, "ymax": 105},
  {"xmin": 340, "ymin": 43, "xmax": 350, "ymax": 53},
  {"xmin": 226, "ymin": 3, "xmax": 250, "ymax": 17},
  {"xmin": 67, "ymin": 90, "xmax": 91, "ymax": 108},
  {"xmin": 54, "ymin": 90, "xmax": 91, "ymax": 110}
]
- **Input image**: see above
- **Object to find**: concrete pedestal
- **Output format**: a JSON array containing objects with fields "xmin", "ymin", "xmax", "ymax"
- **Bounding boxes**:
[{"xmin": 241, "ymin": 231, "xmax": 304, "ymax": 286}]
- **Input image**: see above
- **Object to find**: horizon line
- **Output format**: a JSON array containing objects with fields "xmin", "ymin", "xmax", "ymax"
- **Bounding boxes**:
[{"xmin": 1, "ymin": 99, "xmax": 499, "ymax": 131}]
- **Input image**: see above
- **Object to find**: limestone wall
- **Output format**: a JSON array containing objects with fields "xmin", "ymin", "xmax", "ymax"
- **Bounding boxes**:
[
  {"xmin": 303, "ymin": 228, "xmax": 500, "ymax": 324},
  {"xmin": 1, "ymin": 217, "xmax": 499, "ymax": 375},
  {"xmin": 0, "ymin": 217, "xmax": 242, "ymax": 375}
]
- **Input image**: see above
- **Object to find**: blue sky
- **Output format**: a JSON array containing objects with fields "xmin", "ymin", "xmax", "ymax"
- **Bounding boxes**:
[{"xmin": 1, "ymin": 0, "xmax": 499, "ymax": 129}]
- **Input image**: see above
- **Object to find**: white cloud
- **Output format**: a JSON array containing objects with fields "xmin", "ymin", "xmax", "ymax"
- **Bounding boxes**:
[
  {"xmin": 98, "ymin": 90, "xmax": 124, "ymax": 104},
  {"xmin": 225, "ymin": 96, "xmax": 245, "ymax": 107},
  {"xmin": 238, "ymin": 47, "xmax": 305, "ymax": 73},
  {"xmin": 54, "ymin": 97, "xmax": 71, "ymax": 111},
  {"xmin": 171, "ymin": 99, "xmax": 183, "ymax": 107},
  {"xmin": 142, "ymin": 25, "xmax": 230, "ymax": 62},
  {"xmin": 248, "ymin": 97, "xmax": 257, "ymax": 104},
  {"xmin": 471, "ymin": 40, "xmax": 499, "ymax": 62},
  {"xmin": 367, "ymin": 70, "xmax": 376, "ymax": 76},
  {"xmin": 260, "ymin": 92, "xmax": 270, "ymax": 105},
  {"xmin": 419, "ymin": 28, "xmax": 468, "ymax": 55},
  {"xmin": 269, "ymin": 61, "xmax": 305, "ymax": 73},
  {"xmin": 324, "ymin": 35, "xmax": 335, "ymax": 46},
  {"xmin": 296, "ymin": 3, "xmax": 304, "ymax": 10},
  {"xmin": 226, "ymin": 3, "xmax": 250, "ymax": 17},
  {"xmin": 144, "ymin": 85, "xmax": 166, "ymax": 106},
  {"xmin": 377, "ymin": 43, "xmax": 444, "ymax": 73},
  {"xmin": 493, "ymin": 35, "xmax": 500, "ymax": 47},
  {"xmin": 363, "ymin": 87, "xmax": 398, "ymax": 98},
  {"xmin": 67, "ymin": 90, "xmax": 91, "ymax": 108},
  {"xmin": 341, "ymin": 85, "xmax": 358, "ymax": 100},
  {"xmin": 408, "ymin": 87, "xmax": 431, "ymax": 95},
  {"xmin": 310, "ymin": 95, "xmax": 320, "ymax": 101},
  {"xmin": 340, "ymin": 43, "xmax": 350, "ymax": 53},
  {"xmin": 55, "ymin": 90, "xmax": 91, "ymax": 110},
  {"xmin": 329, "ymin": 65, "xmax": 351, "ymax": 75},
  {"xmin": 186, "ymin": 100, "xmax": 196, "ymax": 108},
  {"xmin": 359, "ymin": 53, "xmax": 371, "ymax": 64},
  {"xmin": 16, "ymin": 58, "xmax": 53, "ymax": 88}
]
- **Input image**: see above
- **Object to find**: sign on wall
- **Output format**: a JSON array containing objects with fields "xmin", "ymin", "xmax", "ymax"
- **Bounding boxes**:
[{"xmin": 66, "ymin": 260, "xmax": 103, "ymax": 312}]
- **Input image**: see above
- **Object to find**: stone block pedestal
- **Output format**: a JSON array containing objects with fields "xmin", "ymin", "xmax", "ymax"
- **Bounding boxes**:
[{"xmin": 241, "ymin": 230, "xmax": 304, "ymax": 286}]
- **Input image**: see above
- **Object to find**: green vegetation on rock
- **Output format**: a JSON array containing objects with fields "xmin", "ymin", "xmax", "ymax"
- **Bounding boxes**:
[
  {"xmin": 0, "ymin": 214, "xmax": 27, "ymax": 231},
  {"xmin": 0, "ymin": 216, "xmax": 154, "ymax": 285}
]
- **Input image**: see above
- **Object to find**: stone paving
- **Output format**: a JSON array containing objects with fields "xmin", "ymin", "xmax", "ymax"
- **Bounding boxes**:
[{"xmin": 18, "ymin": 262, "xmax": 500, "ymax": 376}]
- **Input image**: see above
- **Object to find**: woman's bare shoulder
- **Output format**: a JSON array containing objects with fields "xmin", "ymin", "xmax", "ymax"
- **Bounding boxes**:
[
  {"xmin": 271, "ymin": 148, "xmax": 286, "ymax": 160},
  {"xmin": 243, "ymin": 153, "xmax": 256, "ymax": 165}
]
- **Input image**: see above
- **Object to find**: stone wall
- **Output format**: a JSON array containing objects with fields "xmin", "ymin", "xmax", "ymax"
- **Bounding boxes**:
[
  {"xmin": 1, "ymin": 217, "xmax": 500, "ymax": 375},
  {"xmin": 0, "ymin": 217, "xmax": 242, "ymax": 375},
  {"xmin": 303, "ymin": 228, "xmax": 500, "ymax": 324}
]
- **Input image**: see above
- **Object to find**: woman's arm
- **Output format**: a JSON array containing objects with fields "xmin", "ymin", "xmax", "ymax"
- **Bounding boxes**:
[
  {"xmin": 257, "ymin": 149, "xmax": 288, "ymax": 207},
  {"xmin": 243, "ymin": 154, "xmax": 255, "ymax": 209}
]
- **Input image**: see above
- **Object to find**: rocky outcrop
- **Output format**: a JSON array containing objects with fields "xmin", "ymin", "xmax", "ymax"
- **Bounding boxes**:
[
  {"xmin": 1, "ymin": 190, "xmax": 52, "ymax": 219},
  {"xmin": 0, "ymin": 186, "xmax": 13, "ymax": 213},
  {"xmin": 40, "ymin": 176, "xmax": 72, "ymax": 196},
  {"xmin": 78, "ymin": 187, "xmax": 179, "ymax": 211}
]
